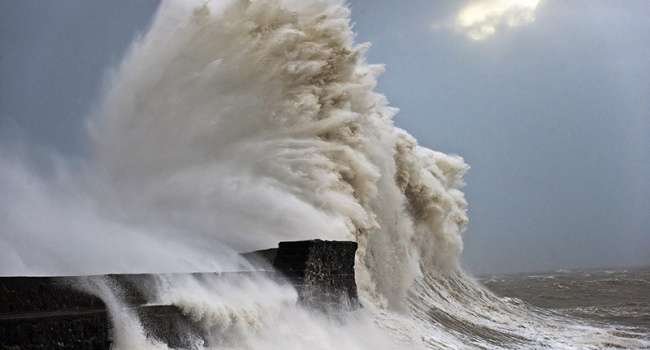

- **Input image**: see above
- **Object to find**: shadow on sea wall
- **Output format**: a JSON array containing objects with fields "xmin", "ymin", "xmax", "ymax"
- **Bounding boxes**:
[{"xmin": 0, "ymin": 240, "xmax": 358, "ymax": 349}]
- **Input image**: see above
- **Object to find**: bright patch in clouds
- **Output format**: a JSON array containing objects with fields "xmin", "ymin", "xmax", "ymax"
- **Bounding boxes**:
[{"xmin": 453, "ymin": 0, "xmax": 541, "ymax": 40}]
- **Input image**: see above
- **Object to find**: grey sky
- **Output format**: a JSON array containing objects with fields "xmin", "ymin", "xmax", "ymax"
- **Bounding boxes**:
[
  {"xmin": 1, "ymin": 1, "xmax": 648, "ymax": 275},
  {"xmin": 0, "ymin": 0, "xmax": 159, "ymax": 154},
  {"xmin": 350, "ymin": 0, "xmax": 650, "ymax": 274}
]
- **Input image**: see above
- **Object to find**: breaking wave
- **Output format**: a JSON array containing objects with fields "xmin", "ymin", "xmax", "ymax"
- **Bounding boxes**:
[{"xmin": 3, "ymin": 0, "xmax": 648, "ymax": 348}]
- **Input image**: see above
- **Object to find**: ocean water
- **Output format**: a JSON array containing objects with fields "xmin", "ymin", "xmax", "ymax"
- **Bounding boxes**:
[
  {"xmin": 482, "ymin": 267, "xmax": 650, "ymax": 335},
  {"xmin": 2, "ymin": 0, "xmax": 649, "ymax": 348}
]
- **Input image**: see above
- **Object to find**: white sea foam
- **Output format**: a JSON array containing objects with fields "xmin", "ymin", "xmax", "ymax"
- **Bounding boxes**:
[
  {"xmin": 86, "ymin": 1, "xmax": 647, "ymax": 348},
  {"xmin": 92, "ymin": 0, "xmax": 470, "ymax": 314},
  {"xmin": 2, "ymin": 0, "xmax": 648, "ymax": 348}
]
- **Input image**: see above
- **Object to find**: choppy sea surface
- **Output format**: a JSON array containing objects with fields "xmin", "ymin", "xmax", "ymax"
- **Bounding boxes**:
[
  {"xmin": 2, "ymin": 0, "xmax": 647, "ymax": 347},
  {"xmin": 481, "ymin": 267, "xmax": 650, "ymax": 336}
]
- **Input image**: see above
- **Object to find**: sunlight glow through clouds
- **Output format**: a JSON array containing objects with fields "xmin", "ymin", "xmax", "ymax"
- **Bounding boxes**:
[{"xmin": 448, "ymin": 0, "xmax": 542, "ymax": 40}]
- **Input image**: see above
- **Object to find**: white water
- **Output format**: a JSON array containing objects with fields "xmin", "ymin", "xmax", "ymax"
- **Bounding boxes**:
[
  {"xmin": 92, "ymin": 0, "xmax": 468, "ymax": 313},
  {"xmin": 2, "ymin": 0, "xmax": 648, "ymax": 348}
]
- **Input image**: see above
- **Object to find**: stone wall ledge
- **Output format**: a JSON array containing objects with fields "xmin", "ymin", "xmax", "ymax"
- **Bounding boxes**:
[{"xmin": 0, "ymin": 240, "xmax": 358, "ymax": 349}]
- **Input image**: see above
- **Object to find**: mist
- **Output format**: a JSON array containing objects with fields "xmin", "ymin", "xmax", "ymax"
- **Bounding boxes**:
[
  {"xmin": 1, "ymin": 0, "xmax": 649, "ymax": 276},
  {"xmin": 1, "ymin": 1, "xmax": 648, "ymax": 348}
]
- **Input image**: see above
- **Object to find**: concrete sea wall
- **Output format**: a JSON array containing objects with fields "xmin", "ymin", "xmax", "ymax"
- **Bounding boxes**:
[{"xmin": 0, "ymin": 240, "xmax": 358, "ymax": 349}]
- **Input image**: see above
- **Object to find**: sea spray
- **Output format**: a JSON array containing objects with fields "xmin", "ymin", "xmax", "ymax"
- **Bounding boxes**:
[
  {"xmin": 72, "ymin": 273, "xmax": 407, "ymax": 349},
  {"xmin": 73, "ymin": 276, "xmax": 173, "ymax": 350},
  {"xmin": 2, "ymin": 0, "xmax": 649, "ymax": 348},
  {"xmin": 89, "ymin": 0, "xmax": 649, "ymax": 348},
  {"xmin": 92, "ymin": 0, "xmax": 469, "ymax": 314},
  {"xmin": 0, "ymin": 149, "xmax": 239, "ymax": 275}
]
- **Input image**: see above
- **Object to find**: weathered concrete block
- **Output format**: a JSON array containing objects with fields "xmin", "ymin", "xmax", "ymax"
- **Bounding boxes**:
[
  {"xmin": 0, "ymin": 240, "xmax": 359, "ymax": 348},
  {"xmin": 273, "ymin": 240, "xmax": 358, "ymax": 306}
]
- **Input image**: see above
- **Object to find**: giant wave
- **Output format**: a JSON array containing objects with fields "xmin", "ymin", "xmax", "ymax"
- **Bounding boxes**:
[{"xmin": 3, "ymin": 0, "xmax": 649, "ymax": 348}]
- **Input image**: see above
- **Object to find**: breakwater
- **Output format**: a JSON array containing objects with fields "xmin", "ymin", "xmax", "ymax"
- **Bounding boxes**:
[{"xmin": 0, "ymin": 240, "xmax": 357, "ymax": 349}]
